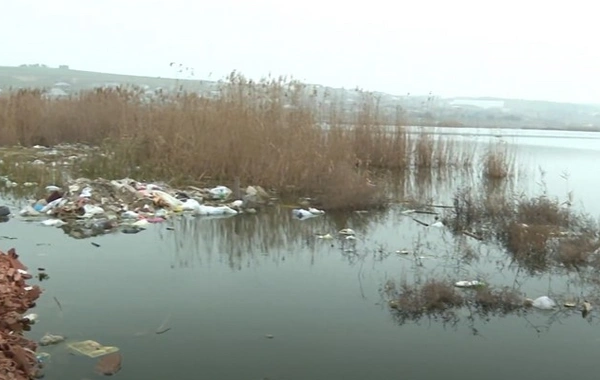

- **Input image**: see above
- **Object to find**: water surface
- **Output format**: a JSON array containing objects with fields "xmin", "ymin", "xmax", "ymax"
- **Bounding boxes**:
[{"xmin": 1, "ymin": 127, "xmax": 599, "ymax": 379}]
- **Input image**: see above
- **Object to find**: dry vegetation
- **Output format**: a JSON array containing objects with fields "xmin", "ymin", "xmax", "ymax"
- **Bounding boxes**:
[
  {"xmin": 482, "ymin": 142, "xmax": 514, "ymax": 180},
  {"xmin": 444, "ymin": 184, "xmax": 600, "ymax": 273},
  {"xmin": 0, "ymin": 73, "xmax": 511, "ymax": 209},
  {"xmin": 384, "ymin": 279, "xmax": 526, "ymax": 324}
]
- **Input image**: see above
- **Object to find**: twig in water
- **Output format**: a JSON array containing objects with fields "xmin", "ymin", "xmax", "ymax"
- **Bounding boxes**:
[
  {"xmin": 462, "ymin": 231, "xmax": 483, "ymax": 241},
  {"xmin": 155, "ymin": 313, "xmax": 171, "ymax": 334},
  {"xmin": 412, "ymin": 218, "xmax": 430, "ymax": 227},
  {"xmin": 155, "ymin": 327, "xmax": 171, "ymax": 335},
  {"xmin": 53, "ymin": 296, "xmax": 63, "ymax": 311},
  {"xmin": 412, "ymin": 210, "xmax": 439, "ymax": 215}
]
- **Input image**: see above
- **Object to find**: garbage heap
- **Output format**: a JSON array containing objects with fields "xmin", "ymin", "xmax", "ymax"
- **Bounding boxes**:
[
  {"xmin": 18, "ymin": 178, "xmax": 273, "ymax": 239},
  {"xmin": 0, "ymin": 248, "xmax": 43, "ymax": 379}
]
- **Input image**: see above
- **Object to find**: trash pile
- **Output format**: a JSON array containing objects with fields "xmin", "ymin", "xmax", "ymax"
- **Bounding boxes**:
[
  {"xmin": 14, "ymin": 178, "xmax": 273, "ymax": 239},
  {"xmin": 0, "ymin": 248, "xmax": 44, "ymax": 380},
  {"xmin": 37, "ymin": 333, "xmax": 123, "ymax": 376}
]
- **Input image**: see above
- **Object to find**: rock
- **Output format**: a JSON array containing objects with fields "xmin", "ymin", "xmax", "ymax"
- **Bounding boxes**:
[{"xmin": 0, "ymin": 206, "xmax": 10, "ymax": 217}]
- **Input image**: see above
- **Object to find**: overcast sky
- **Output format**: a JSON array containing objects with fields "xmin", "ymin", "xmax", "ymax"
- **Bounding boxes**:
[{"xmin": 2, "ymin": 0, "xmax": 598, "ymax": 103}]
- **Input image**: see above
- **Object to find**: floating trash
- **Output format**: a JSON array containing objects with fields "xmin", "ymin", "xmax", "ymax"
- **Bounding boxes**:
[
  {"xmin": 454, "ymin": 280, "xmax": 485, "ymax": 288},
  {"xmin": 67, "ymin": 340, "xmax": 119, "ymax": 358}
]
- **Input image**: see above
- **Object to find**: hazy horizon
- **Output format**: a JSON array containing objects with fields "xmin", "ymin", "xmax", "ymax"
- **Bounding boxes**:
[{"xmin": 2, "ymin": 0, "xmax": 598, "ymax": 104}]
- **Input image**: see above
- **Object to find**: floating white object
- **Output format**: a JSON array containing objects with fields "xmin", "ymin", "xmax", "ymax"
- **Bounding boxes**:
[
  {"xmin": 208, "ymin": 186, "xmax": 232, "ymax": 200},
  {"xmin": 45, "ymin": 185, "xmax": 61, "ymax": 192},
  {"xmin": 292, "ymin": 209, "xmax": 320, "ymax": 219},
  {"xmin": 40, "ymin": 198, "xmax": 65, "ymax": 213},
  {"xmin": 41, "ymin": 219, "xmax": 66, "ymax": 227},
  {"xmin": 146, "ymin": 184, "xmax": 163, "ymax": 191},
  {"xmin": 181, "ymin": 198, "xmax": 201, "ymax": 211},
  {"xmin": 80, "ymin": 186, "xmax": 93, "ymax": 198},
  {"xmin": 338, "ymin": 228, "xmax": 356, "ymax": 236},
  {"xmin": 20, "ymin": 206, "xmax": 40, "ymax": 217},
  {"xmin": 308, "ymin": 207, "xmax": 325, "ymax": 215},
  {"xmin": 194, "ymin": 205, "xmax": 238, "ymax": 216},
  {"xmin": 230, "ymin": 199, "xmax": 243, "ymax": 208},
  {"xmin": 531, "ymin": 296, "xmax": 556, "ymax": 310},
  {"xmin": 152, "ymin": 190, "xmax": 183, "ymax": 208},
  {"xmin": 317, "ymin": 233, "xmax": 334, "ymax": 240},
  {"xmin": 121, "ymin": 211, "xmax": 139, "ymax": 219},
  {"xmin": 132, "ymin": 219, "xmax": 150, "ymax": 228},
  {"xmin": 23, "ymin": 313, "xmax": 38, "ymax": 322},
  {"xmin": 454, "ymin": 280, "xmax": 484, "ymax": 288},
  {"xmin": 431, "ymin": 221, "xmax": 445, "ymax": 228},
  {"xmin": 185, "ymin": 200, "xmax": 238, "ymax": 216},
  {"xmin": 82, "ymin": 204, "xmax": 105, "ymax": 218}
]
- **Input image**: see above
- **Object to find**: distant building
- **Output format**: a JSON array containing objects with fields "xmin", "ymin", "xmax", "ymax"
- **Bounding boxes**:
[{"xmin": 59, "ymin": 65, "xmax": 70, "ymax": 70}]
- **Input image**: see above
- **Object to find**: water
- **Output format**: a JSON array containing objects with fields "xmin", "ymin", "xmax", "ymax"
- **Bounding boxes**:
[{"xmin": 2, "ymin": 127, "xmax": 600, "ymax": 379}]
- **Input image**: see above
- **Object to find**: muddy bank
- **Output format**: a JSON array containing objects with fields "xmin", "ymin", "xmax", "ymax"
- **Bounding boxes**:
[{"xmin": 0, "ymin": 248, "xmax": 43, "ymax": 379}]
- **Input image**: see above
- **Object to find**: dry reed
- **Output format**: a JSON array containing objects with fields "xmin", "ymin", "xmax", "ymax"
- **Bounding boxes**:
[
  {"xmin": 482, "ymin": 142, "xmax": 514, "ymax": 180},
  {"xmin": 0, "ymin": 73, "xmax": 501, "ymax": 209},
  {"xmin": 445, "ymin": 183, "xmax": 600, "ymax": 273}
]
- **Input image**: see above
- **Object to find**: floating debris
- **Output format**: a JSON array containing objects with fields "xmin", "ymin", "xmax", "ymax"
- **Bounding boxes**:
[
  {"xmin": 67, "ymin": 340, "xmax": 119, "ymax": 358},
  {"xmin": 292, "ymin": 208, "xmax": 325, "ymax": 220},
  {"xmin": 525, "ymin": 296, "xmax": 557, "ymax": 310},
  {"xmin": 454, "ymin": 280, "xmax": 485, "ymax": 288},
  {"xmin": 39, "ymin": 333, "xmax": 66, "ymax": 346},
  {"xmin": 95, "ymin": 352, "xmax": 122, "ymax": 376},
  {"xmin": 23, "ymin": 313, "xmax": 38, "ymax": 324}
]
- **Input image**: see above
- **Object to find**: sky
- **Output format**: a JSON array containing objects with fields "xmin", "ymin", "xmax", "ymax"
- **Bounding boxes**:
[{"xmin": 1, "ymin": 0, "xmax": 599, "ymax": 103}]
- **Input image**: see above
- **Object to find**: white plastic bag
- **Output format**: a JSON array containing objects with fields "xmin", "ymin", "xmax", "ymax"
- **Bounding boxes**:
[{"xmin": 532, "ymin": 296, "xmax": 556, "ymax": 310}]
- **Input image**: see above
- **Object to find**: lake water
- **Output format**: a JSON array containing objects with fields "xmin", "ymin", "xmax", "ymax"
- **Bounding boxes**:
[{"xmin": 2, "ymin": 127, "xmax": 600, "ymax": 379}]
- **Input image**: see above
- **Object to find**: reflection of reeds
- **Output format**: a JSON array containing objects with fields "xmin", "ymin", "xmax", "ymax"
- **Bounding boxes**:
[
  {"xmin": 444, "ymin": 178, "xmax": 600, "ymax": 274},
  {"xmin": 384, "ymin": 278, "xmax": 525, "ymax": 325},
  {"xmin": 161, "ymin": 207, "xmax": 390, "ymax": 270},
  {"xmin": 0, "ymin": 150, "xmax": 71, "ymax": 201}
]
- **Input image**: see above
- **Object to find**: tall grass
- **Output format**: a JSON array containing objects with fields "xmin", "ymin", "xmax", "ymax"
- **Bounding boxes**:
[
  {"xmin": 0, "ymin": 73, "xmax": 492, "ymax": 209},
  {"xmin": 482, "ymin": 141, "xmax": 514, "ymax": 180}
]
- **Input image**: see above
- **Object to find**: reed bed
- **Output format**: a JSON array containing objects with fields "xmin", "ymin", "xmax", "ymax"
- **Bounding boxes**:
[{"xmin": 0, "ymin": 73, "xmax": 507, "ymax": 209}]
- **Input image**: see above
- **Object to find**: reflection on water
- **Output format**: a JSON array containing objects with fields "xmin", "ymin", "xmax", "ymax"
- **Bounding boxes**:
[{"xmin": 0, "ymin": 128, "xmax": 598, "ymax": 379}]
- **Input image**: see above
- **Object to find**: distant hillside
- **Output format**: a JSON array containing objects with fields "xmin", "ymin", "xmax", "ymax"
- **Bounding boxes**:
[
  {"xmin": 0, "ymin": 65, "xmax": 206, "ymax": 91},
  {"xmin": 1, "ymin": 65, "xmax": 599, "ymax": 131}
]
